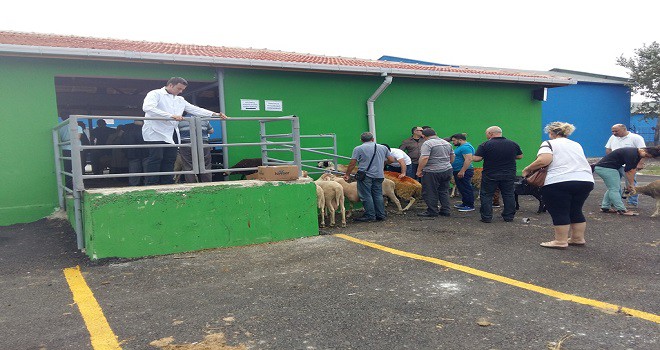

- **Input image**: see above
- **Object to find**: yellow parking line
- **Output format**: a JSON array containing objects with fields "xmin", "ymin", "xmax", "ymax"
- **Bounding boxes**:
[
  {"xmin": 64, "ymin": 266, "xmax": 122, "ymax": 349},
  {"xmin": 335, "ymin": 234, "xmax": 660, "ymax": 324}
]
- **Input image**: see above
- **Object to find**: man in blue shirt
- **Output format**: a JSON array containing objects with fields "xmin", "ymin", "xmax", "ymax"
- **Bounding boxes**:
[
  {"xmin": 344, "ymin": 132, "xmax": 395, "ymax": 222},
  {"xmin": 451, "ymin": 133, "xmax": 475, "ymax": 211}
]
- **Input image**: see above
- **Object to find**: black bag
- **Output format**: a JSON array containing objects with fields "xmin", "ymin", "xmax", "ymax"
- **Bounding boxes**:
[{"xmin": 355, "ymin": 144, "xmax": 378, "ymax": 181}]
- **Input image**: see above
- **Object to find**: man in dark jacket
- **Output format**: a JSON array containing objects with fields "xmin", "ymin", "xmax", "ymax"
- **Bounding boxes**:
[
  {"xmin": 473, "ymin": 126, "xmax": 523, "ymax": 223},
  {"xmin": 399, "ymin": 126, "xmax": 424, "ymax": 180},
  {"xmin": 90, "ymin": 119, "xmax": 115, "ymax": 174}
]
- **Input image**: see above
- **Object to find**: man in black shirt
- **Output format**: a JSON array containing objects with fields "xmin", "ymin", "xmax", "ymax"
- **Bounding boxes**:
[{"xmin": 473, "ymin": 126, "xmax": 523, "ymax": 223}]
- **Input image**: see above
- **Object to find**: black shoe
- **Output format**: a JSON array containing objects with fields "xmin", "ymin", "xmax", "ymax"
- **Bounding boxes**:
[
  {"xmin": 417, "ymin": 211, "xmax": 438, "ymax": 217},
  {"xmin": 354, "ymin": 216, "xmax": 376, "ymax": 222},
  {"xmin": 503, "ymin": 218, "xmax": 514, "ymax": 222},
  {"xmin": 376, "ymin": 217, "xmax": 386, "ymax": 221},
  {"xmin": 480, "ymin": 218, "xmax": 492, "ymax": 223},
  {"xmin": 439, "ymin": 212, "xmax": 451, "ymax": 217}
]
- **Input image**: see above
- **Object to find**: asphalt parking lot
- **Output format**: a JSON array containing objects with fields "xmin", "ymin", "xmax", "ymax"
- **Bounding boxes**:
[{"xmin": 1, "ymin": 176, "xmax": 658, "ymax": 350}]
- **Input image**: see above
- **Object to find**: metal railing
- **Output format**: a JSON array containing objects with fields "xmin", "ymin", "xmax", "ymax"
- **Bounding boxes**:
[{"xmin": 53, "ymin": 114, "xmax": 305, "ymax": 250}]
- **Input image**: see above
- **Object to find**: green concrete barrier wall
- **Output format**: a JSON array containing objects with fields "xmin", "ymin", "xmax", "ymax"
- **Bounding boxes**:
[{"xmin": 82, "ymin": 180, "xmax": 318, "ymax": 259}]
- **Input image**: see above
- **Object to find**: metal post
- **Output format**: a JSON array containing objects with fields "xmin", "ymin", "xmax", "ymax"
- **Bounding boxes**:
[
  {"xmin": 193, "ymin": 117, "xmax": 205, "ymax": 176},
  {"xmin": 73, "ymin": 189, "xmax": 84, "ymax": 250},
  {"xmin": 69, "ymin": 115, "xmax": 84, "ymax": 192},
  {"xmin": 332, "ymin": 134, "xmax": 339, "ymax": 170},
  {"xmin": 69, "ymin": 115, "xmax": 85, "ymax": 250},
  {"xmin": 291, "ymin": 116, "xmax": 302, "ymax": 176},
  {"xmin": 221, "ymin": 119, "xmax": 228, "ymax": 181},
  {"xmin": 260, "ymin": 121, "xmax": 268, "ymax": 166},
  {"xmin": 52, "ymin": 129, "xmax": 64, "ymax": 209},
  {"xmin": 217, "ymin": 69, "xmax": 229, "ymax": 181}
]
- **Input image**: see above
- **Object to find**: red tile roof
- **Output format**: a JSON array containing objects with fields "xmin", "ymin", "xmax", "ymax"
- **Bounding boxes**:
[{"xmin": 0, "ymin": 31, "xmax": 569, "ymax": 83}]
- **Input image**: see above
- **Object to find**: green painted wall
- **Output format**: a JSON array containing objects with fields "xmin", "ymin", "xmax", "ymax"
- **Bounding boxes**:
[
  {"xmin": 221, "ymin": 69, "xmax": 542, "ymax": 171},
  {"xmin": 83, "ymin": 181, "xmax": 318, "ymax": 259},
  {"xmin": 0, "ymin": 57, "xmax": 215, "ymax": 225},
  {"xmin": 0, "ymin": 56, "xmax": 543, "ymax": 226}
]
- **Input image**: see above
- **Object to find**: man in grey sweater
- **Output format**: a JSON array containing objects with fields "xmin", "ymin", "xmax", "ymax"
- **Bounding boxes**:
[{"xmin": 416, "ymin": 128, "xmax": 455, "ymax": 217}]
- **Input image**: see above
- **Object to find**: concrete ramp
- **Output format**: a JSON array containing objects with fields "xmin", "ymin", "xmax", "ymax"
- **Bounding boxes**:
[{"xmin": 79, "ymin": 179, "xmax": 318, "ymax": 259}]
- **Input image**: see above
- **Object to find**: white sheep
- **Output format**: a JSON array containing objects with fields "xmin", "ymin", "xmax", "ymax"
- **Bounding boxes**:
[
  {"xmin": 314, "ymin": 176, "xmax": 346, "ymax": 227},
  {"xmin": 315, "ymin": 184, "xmax": 327, "ymax": 227},
  {"xmin": 322, "ymin": 173, "xmax": 403, "ymax": 213}
]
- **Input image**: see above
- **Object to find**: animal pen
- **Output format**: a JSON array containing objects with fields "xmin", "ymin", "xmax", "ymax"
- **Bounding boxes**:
[{"xmin": 53, "ymin": 115, "xmax": 346, "ymax": 259}]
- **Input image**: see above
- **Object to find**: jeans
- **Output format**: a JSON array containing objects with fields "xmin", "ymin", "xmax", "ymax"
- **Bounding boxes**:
[
  {"xmin": 480, "ymin": 174, "xmax": 516, "ymax": 221},
  {"xmin": 595, "ymin": 166, "xmax": 626, "ymax": 211},
  {"xmin": 127, "ymin": 158, "xmax": 149, "ymax": 186},
  {"xmin": 144, "ymin": 142, "xmax": 178, "ymax": 186},
  {"xmin": 453, "ymin": 168, "xmax": 474, "ymax": 207},
  {"xmin": 357, "ymin": 176, "xmax": 385, "ymax": 219},
  {"xmin": 617, "ymin": 167, "xmax": 638, "ymax": 206},
  {"xmin": 421, "ymin": 169, "xmax": 453, "ymax": 215},
  {"xmin": 409, "ymin": 163, "xmax": 419, "ymax": 180}
]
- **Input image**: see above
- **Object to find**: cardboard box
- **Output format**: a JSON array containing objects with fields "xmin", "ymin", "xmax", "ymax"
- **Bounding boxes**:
[{"xmin": 257, "ymin": 165, "xmax": 300, "ymax": 181}]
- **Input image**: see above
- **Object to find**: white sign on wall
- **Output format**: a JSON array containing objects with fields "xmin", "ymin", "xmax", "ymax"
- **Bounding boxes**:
[
  {"xmin": 240, "ymin": 99, "xmax": 260, "ymax": 111},
  {"xmin": 265, "ymin": 100, "xmax": 283, "ymax": 112}
]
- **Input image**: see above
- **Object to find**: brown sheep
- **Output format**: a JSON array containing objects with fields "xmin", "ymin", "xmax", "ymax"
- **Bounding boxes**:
[
  {"xmin": 383, "ymin": 171, "xmax": 422, "ymax": 211},
  {"xmin": 322, "ymin": 173, "xmax": 403, "ymax": 213},
  {"xmin": 632, "ymin": 180, "xmax": 660, "ymax": 217}
]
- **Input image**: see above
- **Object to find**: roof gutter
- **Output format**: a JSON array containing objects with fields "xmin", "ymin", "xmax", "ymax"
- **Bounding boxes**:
[
  {"xmin": 0, "ymin": 44, "xmax": 575, "ymax": 86},
  {"xmin": 367, "ymin": 75, "xmax": 393, "ymax": 140}
]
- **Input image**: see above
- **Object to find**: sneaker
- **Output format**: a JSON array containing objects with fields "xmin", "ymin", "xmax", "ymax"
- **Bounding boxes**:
[
  {"xmin": 417, "ymin": 211, "xmax": 438, "ymax": 217},
  {"xmin": 457, "ymin": 206, "xmax": 475, "ymax": 212},
  {"xmin": 492, "ymin": 204, "xmax": 501, "ymax": 208},
  {"xmin": 453, "ymin": 203, "xmax": 465, "ymax": 208}
]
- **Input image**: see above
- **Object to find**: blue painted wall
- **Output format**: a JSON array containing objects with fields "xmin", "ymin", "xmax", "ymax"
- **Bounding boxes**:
[
  {"xmin": 629, "ymin": 114, "xmax": 657, "ymax": 144},
  {"xmin": 542, "ymin": 82, "xmax": 630, "ymax": 157}
]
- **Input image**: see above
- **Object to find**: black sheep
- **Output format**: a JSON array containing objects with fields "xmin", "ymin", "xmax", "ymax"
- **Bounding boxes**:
[{"xmin": 514, "ymin": 177, "xmax": 546, "ymax": 213}]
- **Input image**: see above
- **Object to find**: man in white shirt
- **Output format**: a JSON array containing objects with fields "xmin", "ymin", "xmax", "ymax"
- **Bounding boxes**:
[
  {"xmin": 142, "ymin": 77, "xmax": 228, "ymax": 185},
  {"xmin": 382, "ymin": 144, "xmax": 412, "ymax": 178},
  {"xmin": 604, "ymin": 123, "xmax": 646, "ymax": 207}
]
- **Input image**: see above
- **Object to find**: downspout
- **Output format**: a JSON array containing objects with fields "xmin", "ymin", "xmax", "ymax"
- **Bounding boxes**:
[{"xmin": 367, "ymin": 74, "xmax": 393, "ymax": 140}]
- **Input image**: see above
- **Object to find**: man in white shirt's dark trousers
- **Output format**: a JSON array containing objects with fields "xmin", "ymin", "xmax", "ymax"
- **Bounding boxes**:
[{"xmin": 142, "ymin": 77, "xmax": 228, "ymax": 185}]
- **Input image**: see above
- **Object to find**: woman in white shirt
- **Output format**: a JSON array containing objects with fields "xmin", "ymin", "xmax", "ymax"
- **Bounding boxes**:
[{"xmin": 522, "ymin": 122, "xmax": 594, "ymax": 249}]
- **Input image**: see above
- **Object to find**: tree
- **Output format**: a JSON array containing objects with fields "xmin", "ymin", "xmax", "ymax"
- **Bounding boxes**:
[{"xmin": 617, "ymin": 42, "xmax": 660, "ymax": 145}]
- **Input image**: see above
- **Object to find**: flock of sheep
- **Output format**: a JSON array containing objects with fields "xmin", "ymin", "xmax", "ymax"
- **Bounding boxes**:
[
  {"xmin": 309, "ymin": 161, "xmax": 660, "ymax": 227},
  {"xmin": 310, "ymin": 162, "xmax": 422, "ymax": 228}
]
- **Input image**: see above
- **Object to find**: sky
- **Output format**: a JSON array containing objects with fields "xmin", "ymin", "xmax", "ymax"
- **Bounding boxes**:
[{"xmin": 4, "ymin": 1, "xmax": 657, "ymax": 100}]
